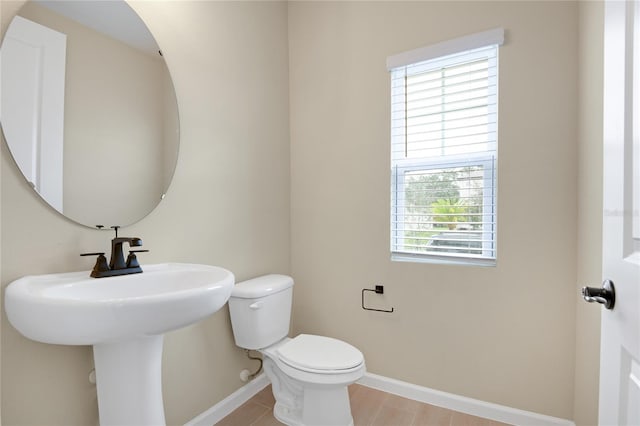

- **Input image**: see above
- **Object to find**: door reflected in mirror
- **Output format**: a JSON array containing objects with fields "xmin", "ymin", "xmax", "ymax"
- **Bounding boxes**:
[{"xmin": 0, "ymin": 0, "xmax": 179, "ymax": 228}]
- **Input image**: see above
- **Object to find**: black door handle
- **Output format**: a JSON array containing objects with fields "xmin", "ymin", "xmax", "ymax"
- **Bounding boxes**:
[{"xmin": 581, "ymin": 279, "xmax": 615, "ymax": 310}]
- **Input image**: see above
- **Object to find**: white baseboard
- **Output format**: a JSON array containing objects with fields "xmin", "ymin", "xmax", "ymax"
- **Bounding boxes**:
[
  {"xmin": 184, "ymin": 373, "xmax": 269, "ymax": 426},
  {"xmin": 358, "ymin": 372, "xmax": 575, "ymax": 426},
  {"xmin": 184, "ymin": 371, "xmax": 575, "ymax": 426}
]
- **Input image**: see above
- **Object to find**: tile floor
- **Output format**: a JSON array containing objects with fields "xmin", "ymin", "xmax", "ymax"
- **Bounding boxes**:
[{"xmin": 215, "ymin": 384, "xmax": 512, "ymax": 426}]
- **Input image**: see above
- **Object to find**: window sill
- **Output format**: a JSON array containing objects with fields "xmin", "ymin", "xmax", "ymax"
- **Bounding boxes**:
[{"xmin": 391, "ymin": 252, "xmax": 496, "ymax": 267}]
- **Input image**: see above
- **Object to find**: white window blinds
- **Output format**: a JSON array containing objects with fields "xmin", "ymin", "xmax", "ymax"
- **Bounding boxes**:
[{"xmin": 389, "ymin": 30, "xmax": 502, "ymax": 264}]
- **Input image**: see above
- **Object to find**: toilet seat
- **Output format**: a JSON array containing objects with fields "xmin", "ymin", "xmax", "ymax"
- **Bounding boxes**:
[{"xmin": 276, "ymin": 334, "xmax": 364, "ymax": 374}]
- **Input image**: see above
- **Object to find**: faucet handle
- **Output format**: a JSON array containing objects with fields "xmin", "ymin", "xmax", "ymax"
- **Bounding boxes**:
[
  {"xmin": 126, "ymin": 250, "xmax": 149, "ymax": 268},
  {"xmin": 110, "ymin": 226, "xmax": 120, "ymax": 237},
  {"xmin": 80, "ymin": 252, "xmax": 110, "ymax": 275}
]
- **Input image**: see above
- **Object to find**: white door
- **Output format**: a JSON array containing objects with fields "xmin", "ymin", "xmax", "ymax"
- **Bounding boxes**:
[
  {"xmin": 592, "ymin": 1, "xmax": 640, "ymax": 424},
  {"xmin": 0, "ymin": 15, "xmax": 66, "ymax": 211}
]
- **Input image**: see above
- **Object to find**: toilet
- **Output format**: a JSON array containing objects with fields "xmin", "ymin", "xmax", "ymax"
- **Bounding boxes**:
[{"xmin": 228, "ymin": 274, "xmax": 365, "ymax": 426}]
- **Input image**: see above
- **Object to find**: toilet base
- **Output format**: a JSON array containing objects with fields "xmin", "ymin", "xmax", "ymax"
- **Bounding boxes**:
[{"xmin": 263, "ymin": 357, "xmax": 356, "ymax": 426}]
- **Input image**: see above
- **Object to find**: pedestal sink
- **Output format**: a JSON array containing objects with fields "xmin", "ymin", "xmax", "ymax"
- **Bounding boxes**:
[{"xmin": 4, "ymin": 263, "xmax": 234, "ymax": 426}]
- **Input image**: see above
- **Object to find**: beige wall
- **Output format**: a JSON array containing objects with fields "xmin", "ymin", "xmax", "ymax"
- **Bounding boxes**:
[
  {"xmin": 289, "ymin": 1, "xmax": 579, "ymax": 419},
  {"xmin": 1, "ymin": 1, "xmax": 290, "ymax": 425},
  {"xmin": 574, "ymin": 2, "xmax": 604, "ymax": 426}
]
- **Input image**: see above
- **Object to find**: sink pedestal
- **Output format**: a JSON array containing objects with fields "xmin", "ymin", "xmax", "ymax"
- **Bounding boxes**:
[{"xmin": 93, "ymin": 336, "xmax": 165, "ymax": 426}]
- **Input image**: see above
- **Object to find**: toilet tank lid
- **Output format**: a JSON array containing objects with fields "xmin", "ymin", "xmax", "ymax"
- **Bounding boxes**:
[{"xmin": 231, "ymin": 274, "xmax": 294, "ymax": 298}]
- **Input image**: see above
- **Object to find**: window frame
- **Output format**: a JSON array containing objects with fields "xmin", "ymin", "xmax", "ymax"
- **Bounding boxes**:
[{"xmin": 388, "ymin": 29, "xmax": 503, "ymax": 266}]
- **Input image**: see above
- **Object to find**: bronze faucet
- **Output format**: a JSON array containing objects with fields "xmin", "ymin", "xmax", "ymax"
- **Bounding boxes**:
[{"xmin": 80, "ymin": 226, "xmax": 149, "ymax": 278}]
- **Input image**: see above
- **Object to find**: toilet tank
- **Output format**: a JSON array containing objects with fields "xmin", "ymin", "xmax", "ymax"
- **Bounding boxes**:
[{"xmin": 228, "ymin": 274, "xmax": 294, "ymax": 350}]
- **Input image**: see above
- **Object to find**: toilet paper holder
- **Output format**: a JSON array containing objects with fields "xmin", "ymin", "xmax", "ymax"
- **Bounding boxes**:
[{"xmin": 361, "ymin": 286, "xmax": 394, "ymax": 313}]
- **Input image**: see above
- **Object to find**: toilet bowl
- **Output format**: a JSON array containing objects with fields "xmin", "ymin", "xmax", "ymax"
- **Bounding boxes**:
[{"xmin": 228, "ymin": 275, "xmax": 365, "ymax": 426}]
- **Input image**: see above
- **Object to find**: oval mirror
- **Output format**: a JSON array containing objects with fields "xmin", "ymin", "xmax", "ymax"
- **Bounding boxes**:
[{"xmin": 0, "ymin": 0, "xmax": 179, "ymax": 228}]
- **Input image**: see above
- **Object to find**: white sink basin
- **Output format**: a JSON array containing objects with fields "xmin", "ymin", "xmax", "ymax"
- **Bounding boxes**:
[
  {"xmin": 4, "ymin": 263, "xmax": 234, "ymax": 425},
  {"xmin": 5, "ymin": 263, "xmax": 234, "ymax": 345}
]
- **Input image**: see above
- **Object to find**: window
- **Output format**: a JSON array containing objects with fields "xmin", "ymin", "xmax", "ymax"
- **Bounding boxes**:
[{"xmin": 388, "ymin": 29, "xmax": 504, "ymax": 265}]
